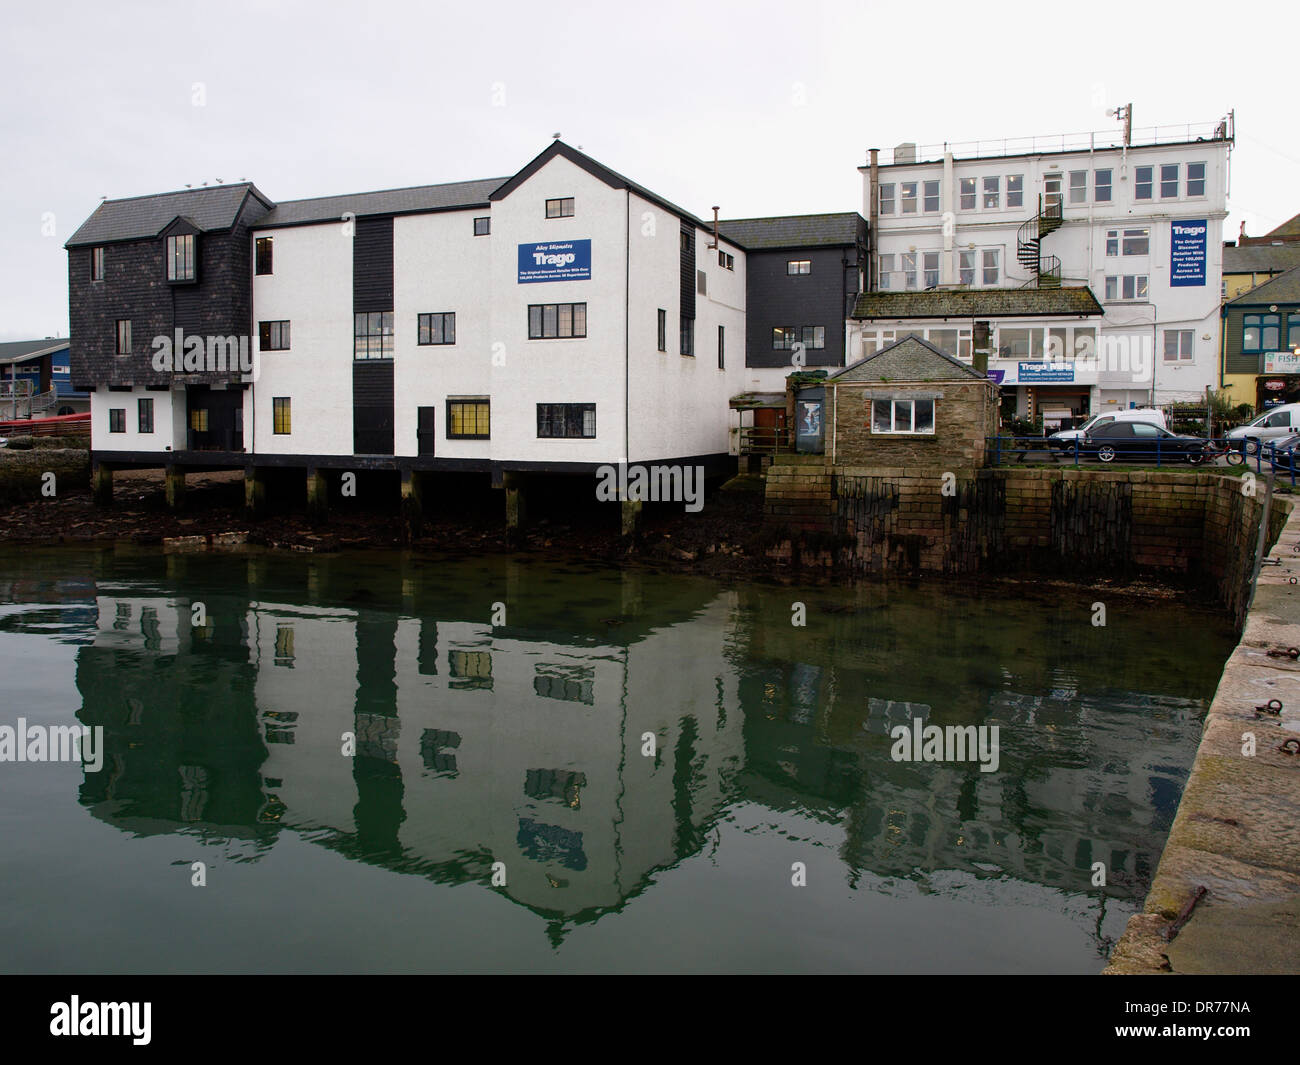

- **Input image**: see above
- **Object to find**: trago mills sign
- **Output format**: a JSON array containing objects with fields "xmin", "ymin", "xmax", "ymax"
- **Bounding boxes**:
[{"xmin": 518, "ymin": 240, "xmax": 591, "ymax": 283}]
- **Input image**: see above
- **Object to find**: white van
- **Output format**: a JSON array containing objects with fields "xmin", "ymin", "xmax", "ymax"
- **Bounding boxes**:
[
  {"xmin": 1050, "ymin": 408, "xmax": 1167, "ymax": 447},
  {"xmin": 1225, "ymin": 403, "xmax": 1300, "ymax": 454}
]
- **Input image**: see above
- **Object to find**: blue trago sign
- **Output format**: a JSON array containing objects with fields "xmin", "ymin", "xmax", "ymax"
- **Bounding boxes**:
[
  {"xmin": 518, "ymin": 240, "xmax": 591, "ymax": 283},
  {"xmin": 1170, "ymin": 220, "xmax": 1207, "ymax": 287}
]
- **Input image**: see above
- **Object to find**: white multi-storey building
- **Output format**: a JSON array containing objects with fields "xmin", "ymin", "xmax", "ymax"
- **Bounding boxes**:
[
  {"xmin": 68, "ymin": 141, "xmax": 748, "ymax": 519},
  {"xmin": 850, "ymin": 114, "xmax": 1234, "ymax": 423}
]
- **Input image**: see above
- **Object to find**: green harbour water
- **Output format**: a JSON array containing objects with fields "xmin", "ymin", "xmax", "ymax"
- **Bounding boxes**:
[{"xmin": 0, "ymin": 545, "xmax": 1237, "ymax": 973}]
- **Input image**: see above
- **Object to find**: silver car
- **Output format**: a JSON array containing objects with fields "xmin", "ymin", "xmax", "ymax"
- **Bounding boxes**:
[{"xmin": 1226, "ymin": 403, "xmax": 1300, "ymax": 455}]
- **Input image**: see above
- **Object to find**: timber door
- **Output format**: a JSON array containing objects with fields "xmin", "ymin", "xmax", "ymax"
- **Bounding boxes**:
[{"xmin": 417, "ymin": 406, "xmax": 436, "ymax": 456}]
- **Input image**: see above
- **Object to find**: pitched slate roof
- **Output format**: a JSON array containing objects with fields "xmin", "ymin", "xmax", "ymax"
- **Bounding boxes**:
[
  {"xmin": 65, "ymin": 183, "xmax": 271, "ymax": 247},
  {"xmin": 490, "ymin": 141, "xmax": 738, "ymax": 242},
  {"xmin": 1227, "ymin": 263, "xmax": 1300, "ymax": 306},
  {"xmin": 0, "ymin": 338, "xmax": 69, "ymax": 365},
  {"xmin": 851, "ymin": 287, "xmax": 1103, "ymax": 320},
  {"xmin": 1223, "ymin": 242, "xmax": 1300, "ymax": 275},
  {"xmin": 257, "ymin": 177, "xmax": 508, "ymax": 228},
  {"xmin": 717, "ymin": 213, "xmax": 864, "ymax": 250},
  {"xmin": 828, "ymin": 334, "xmax": 990, "ymax": 383}
]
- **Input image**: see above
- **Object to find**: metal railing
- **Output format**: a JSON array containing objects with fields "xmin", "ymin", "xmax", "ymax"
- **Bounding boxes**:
[
  {"xmin": 738, "ymin": 426, "xmax": 793, "ymax": 455},
  {"xmin": 986, "ymin": 435, "xmax": 1256, "ymax": 470},
  {"xmin": 880, "ymin": 120, "xmax": 1232, "ymax": 166}
]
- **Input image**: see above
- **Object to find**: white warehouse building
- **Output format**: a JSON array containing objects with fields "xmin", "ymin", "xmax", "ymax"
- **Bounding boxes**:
[{"xmin": 851, "ymin": 113, "xmax": 1234, "ymax": 424}]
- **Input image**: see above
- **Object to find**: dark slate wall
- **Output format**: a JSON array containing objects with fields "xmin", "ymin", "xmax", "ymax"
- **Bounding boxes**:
[
  {"xmin": 353, "ymin": 217, "xmax": 394, "ymax": 313},
  {"xmin": 744, "ymin": 245, "xmax": 862, "ymax": 369},
  {"xmin": 679, "ymin": 221, "xmax": 695, "ymax": 323},
  {"xmin": 67, "ymin": 191, "xmax": 268, "ymax": 390}
]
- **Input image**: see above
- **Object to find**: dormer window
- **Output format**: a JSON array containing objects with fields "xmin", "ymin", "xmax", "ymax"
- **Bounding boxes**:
[{"xmin": 167, "ymin": 234, "xmax": 196, "ymax": 281}]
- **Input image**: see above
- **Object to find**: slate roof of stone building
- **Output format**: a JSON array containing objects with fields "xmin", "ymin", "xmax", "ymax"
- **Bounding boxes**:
[
  {"xmin": 851, "ymin": 287, "xmax": 1103, "ymax": 319},
  {"xmin": 65, "ymin": 184, "xmax": 272, "ymax": 247},
  {"xmin": 258, "ymin": 177, "xmax": 509, "ymax": 228},
  {"xmin": 717, "ymin": 213, "xmax": 864, "ymax": 250},
  {"xmin": 828, "ymin": 334, "xmax": 991, "ymax": 383},
  {"xmin": 1227, "ymin": 263, "xmax": 1300, "ymax": 306},
  {"xmin": 1223, "ymin": 243, "xmax": 1300, "ymax": 275}
]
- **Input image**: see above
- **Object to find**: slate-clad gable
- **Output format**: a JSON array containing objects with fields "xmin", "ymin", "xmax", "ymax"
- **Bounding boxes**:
[
  {"xmin": 718, "ymin": 213, "xmax": 863, "ymax": 251},
  {"xmin": 66, "ymin": 184, "xmax": 267, "ymax": 247}
]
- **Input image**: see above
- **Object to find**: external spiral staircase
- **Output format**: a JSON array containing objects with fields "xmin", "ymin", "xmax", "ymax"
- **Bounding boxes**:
[{"xmin": 1016, "ymin": 194, "xmax": 1064, "ymax": 289}]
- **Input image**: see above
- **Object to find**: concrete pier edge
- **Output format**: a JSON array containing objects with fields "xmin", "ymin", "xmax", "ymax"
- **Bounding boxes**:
[{"xmin": 1105, "ymin": 484, "xmax": 1300, "ymax": 975}]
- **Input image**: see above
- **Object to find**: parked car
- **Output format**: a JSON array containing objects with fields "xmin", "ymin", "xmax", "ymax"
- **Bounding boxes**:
[
  {"xmin": 1049, "ymin": 407, "xmax": 1167, "ymax": 450},
  {"xmin": 1260, "ymin": 431, "xmax": 1300, "ymax": 476},
  {"xmin": 1225, "ymin": 402, "xmax": 1300, "ymax": 455},
  {"xmin": 1079, "ymin": 420, "xmax": 1208, "ymax": 464}
]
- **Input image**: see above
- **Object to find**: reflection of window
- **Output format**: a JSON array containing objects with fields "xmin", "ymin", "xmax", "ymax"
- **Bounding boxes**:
[
  {"xmin": 114, "ymin": 601, "xmax": 131, "ymax": 629},
  {"xmin": 449, "ymin": 649, "xmax": 493, "ymax": 690},
  {"xmin": 420, "ymin": 729, "xmax": 462, "ymax": 775},
  {"xmin": 274, "ymin": 625, "xmax": 295, "ymax": 666},
  {"xmin": 525, "ymin": 768, "xmax": 588, "ymax": 808},
  {"xmin": 534, "ymin": 665, "xmax": 595, "ymax": 705},
  {"xmin": 517, "ymin": 817, "xmax": 587, "ymax": 871},
  {"xmin": 264, "ymin": 710, "xmax": 298, "ymax": 744},
  {"xmin": 871, "ymin": 397, "xmax": 935, "ymax": 434}
]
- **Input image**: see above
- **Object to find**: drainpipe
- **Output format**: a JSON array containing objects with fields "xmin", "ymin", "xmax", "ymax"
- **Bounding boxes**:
[
  {"xmin": 868, "ymin": 149, "xmax": 879, "ymax": 292},
  {"xmin": 1150, "ymin": 301, "xmax": 1159, "ymax": 407},
  {"xmin": 624, "ymin": 191, "xmax": 631, "ymax": 466}
]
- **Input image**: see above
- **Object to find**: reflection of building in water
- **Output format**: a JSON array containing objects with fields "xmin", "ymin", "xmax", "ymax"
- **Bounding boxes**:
[
  {"xmin": 67, "ymin": 556, "xmax": 1221, "ymax": 937},
  {"xmin": 73, "ymin": 561, "xmax": 745, "ymax": 926}
]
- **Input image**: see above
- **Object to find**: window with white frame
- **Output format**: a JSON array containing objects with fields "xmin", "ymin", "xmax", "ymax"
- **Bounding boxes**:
[
  {"xmin": 901, "ymin": 251, "xmax": 917, "ymax": 290},
  {"xmin": 923, "ymin": 180, "xmax": 940, "ymax": 213},
  {"xmin": 1094, "ymin": 168, "xmax": 1113, "ymax": 203},
  {"xmin": 1106, "ymin": 227, "xmax": 1150, "ymax": 256},
  {"xmin": 872, "ymin": 397, "xmax": 935, "ymax": 435},
  {"xmin": 1135, "ymin": 165, "xmax": 1153, "ymax": 200},
  {"xmin": 1068, "ymin": 170, "xmax": 1087, "ymax": 204},
  {"xmin": 959, "ymin": 177, "xmax": 976, "ymax": 211},
  {"xmin": 878, "ymin": 253, "xmax": 894, "ymax": 289},
  {"xmin": 879, "ymin": 183, "xmax": 895, "ymax": 214},
  {"xmin": 861, "ymin": 329, "xmax": 896, "ymax": 356},
  {"xmin": 787, "ymin": 259, "xmax": 811, "ymax": 275},
  {"xmin": 926, "ymin": 328, "xmax": 972, "ymax": 359},
  {"xmin": 959, "ymin": 249, "xmax": 976, "ymax": 286},
  {"xmin": 997, "ymin": 328, "xmax": 1044, "ymax": 359},
  {"xmin": 1186, "ymin": 162, "xmax": 1206, "ymax": 197},
  {"xmin": 983, "ymin": 176, "xmax": 1000, "ymax": 210},
  {"xmin": 1160, "ymin": 164, "xmax": 1179, "ymax": 198},
  {"xmin": 982, "ymin": 248, "xmax": 999, "ymax": 285},
  {"xmin": 922, "ymin": 251, "xmax": 939, "ymax": 289},
  {"xmin": 900, "ymin": 182, "xmax": 918, "ymax": 214},
  {"xmin": 1104, "ymin": 274, "xmax": 1149, "ymax": 301},
  {"xmin": 1163, "ymin": 329, "xmax": 1194, "ymax": 362},
  {"xmin": 1006, "ymin": 175, "xmax": 1024, "ymax": 208}
]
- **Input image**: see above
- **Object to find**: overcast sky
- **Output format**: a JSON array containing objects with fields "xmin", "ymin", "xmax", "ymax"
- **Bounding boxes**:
[{"xmin": 0, "ymin": 0, "xmax": 1291, "ymax": 342}]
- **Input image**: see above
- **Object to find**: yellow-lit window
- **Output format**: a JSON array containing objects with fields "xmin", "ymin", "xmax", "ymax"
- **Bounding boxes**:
[
  {"xmin": 273, "ymin": 397, "xmax": 291, "ymax": 435},
  {"xmin": 189, "ymin": 409, "xmax": 208, "ymax": 432},
  {"xmin": 448, "ymin": 400, "xmax": 489, "ymax": 439}
]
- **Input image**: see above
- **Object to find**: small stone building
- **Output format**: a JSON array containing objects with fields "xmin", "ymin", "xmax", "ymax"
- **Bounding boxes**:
[{"xmin": 825, "ymin": 334, "xmax": 997, "ymax": 467}]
